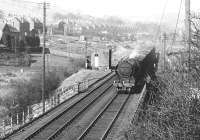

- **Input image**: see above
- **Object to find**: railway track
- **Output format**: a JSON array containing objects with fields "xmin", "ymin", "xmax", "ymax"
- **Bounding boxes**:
[
  {"xmin": 23, "ymin": 73, "xmax": 116, "ymax": 140},
  {"xmin": 5, "ymin": 72, "xmax": 113, "ymax": 140},
  {"xmin": 76, "ymin": 94, "xmax": 130, "ymax": 140}
]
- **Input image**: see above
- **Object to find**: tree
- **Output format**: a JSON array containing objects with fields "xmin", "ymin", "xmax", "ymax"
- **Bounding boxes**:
[{"xmin": 189, "ymin": 13, "xmax": 200, "ymax": 82}]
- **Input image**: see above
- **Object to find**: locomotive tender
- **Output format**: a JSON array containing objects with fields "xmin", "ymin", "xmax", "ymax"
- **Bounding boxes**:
[{"xmin": 113, "ymin": 48, "xmax": 159, "ymax": 93}]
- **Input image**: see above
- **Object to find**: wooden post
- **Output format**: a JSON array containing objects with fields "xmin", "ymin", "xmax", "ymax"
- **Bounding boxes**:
[
  {"xmin": 109, "ymin": 48, "xmax": 112, "ymax": 69},
  {"xmin": 16, "ymin": 113, "xmax": 19, "ymax": 126},
  {"xmin": 3, "ymin": 120, "xmax": 5, "ymax": 136},
  {"xmin": 10, "ymin": 117, "xmax": 13, "ymax": 131},
  {"xmin": 57, "ymin": 94, "xmax": 60, "ymax": 104},
  {"xmin": 77, "ymin": 82, "xmax": 80, "ymax": 93},
  {"xmin": 27, "ymin": 106, "xmax": 29, "ymax": 122},
  {"xmin": 53, "ymin": 96, "xmax": 56, "ymax": 106},
  {"xmin": 15, "ymin": 36, "xmax": 17, "ymax": 55},
  {"xmin": 86, "ymin": 80, "xmax": 89, "ymax": 89},
  {"xmin": 185, "ymin": 0, "xmax": 191, "ymax": 73},
  {"xmin": 51, "ymin": 96, "xmax": 53, "ymax": 108},
  {"xmin": 22, "ymin": 111, "xmax": 25, "ymax": 124},
  {"xmin": 42, "ymin": 1, "xmax": 46, "ymax": 114},
  {"xmin": 163, "ymin": 33, "xmax": 167, "ymax": 72},
  {"xmin": 85, "ymin": 37, "xmax": 88, "ymax": 69}
]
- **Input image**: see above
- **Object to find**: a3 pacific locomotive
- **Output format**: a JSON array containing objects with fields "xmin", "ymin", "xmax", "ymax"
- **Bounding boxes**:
[{"xmin": 113, "ymin": 48, "xmax": 159, "ymax": 93}]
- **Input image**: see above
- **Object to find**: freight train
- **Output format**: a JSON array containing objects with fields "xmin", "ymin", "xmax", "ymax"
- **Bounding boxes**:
[{"xmin": 113, "ymin": 48, "xmax": 159, "ymax": 93}]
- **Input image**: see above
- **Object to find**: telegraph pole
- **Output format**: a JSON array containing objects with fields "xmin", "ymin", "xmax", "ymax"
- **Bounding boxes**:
[
  {"xmin": 185, "ymin": 0, "xmax": 191, "ymax": 73},
  {"xmin": 85, "ymin": 37, "xmax": 88, "ymax": 69},
  {"xmin": 163, "ymin": 32, "xmax": 167, "ymax": 72},
  {"xmin": 42, "ymin": 1, "xmax": 46, "ymax": 113}
]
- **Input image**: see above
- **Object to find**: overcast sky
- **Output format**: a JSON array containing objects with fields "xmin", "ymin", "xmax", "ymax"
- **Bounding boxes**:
[
  {"xmin": 1, "ymin": 0, "xmax": 200, "ymax": 23},
  {"xmin": 32, "ymin": 0, "xmax": 200, "ymax": 21}
]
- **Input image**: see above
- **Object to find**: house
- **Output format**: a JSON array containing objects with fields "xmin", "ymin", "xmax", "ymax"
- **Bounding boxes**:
[
  {"xmin": 0, "ymin": 21, "xmax": 6, "ymax": 44},
  {"xmin": 74, "ymin": 23, "xmax": 82, "ymax": 35},
  {"xmin": 7, "ymin": 17, "xmax": 20, "ymax": 31},
  {"xmin": 1, "ymin": 23, "xmax": 19, "ymax": 51},
  {"xmin": 30, "ymin": 28, "xmax": 39, "ymax": 37},
  {"xmin": 64, "ymin": 20, "xmax": 74, "ymax": 35},
  {"xmin": 8, "ymin": 17, "xmax": 30, "ymax": 40},
  {"xmin": 63, "ymin": 19, "xmax": 83, "ymax": 36},
  {"xmin": 20, "ymin": 18, "xmax": 30, "ymax": 40},
  {"xmin": 58, "ymin": 21, "xmax": 65, "ymax": 32},
  {"xmin": 33, "ymin": 18, "xmax": 43, "ymax": 34},
  {"xmin": 28, "ymin": 17, "xmax": 34, "ymax": 31},
  {"xmin": 51, "ymin": 21, "xmax": 66, "ymax": 35}
]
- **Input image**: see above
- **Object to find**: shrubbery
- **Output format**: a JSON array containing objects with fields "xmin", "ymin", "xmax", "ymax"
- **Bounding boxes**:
[
  {"xmin": 0, "ymin": 58, "xmax": 85, "ymax": 116},
  {"xmin": 63, "ymin": 58, "xmax": 85, "ymax": 78},
  {"xmin": 128, "ymin": 72, "xmax": 200, "ymax": 140},
  {"xmin": 8, "ymin": 71, "xmax": 61, "ymax": 110}
]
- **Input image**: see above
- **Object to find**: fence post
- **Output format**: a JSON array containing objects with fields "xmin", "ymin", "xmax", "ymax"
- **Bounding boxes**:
[
  {"xmin": 53, "ymin": 95, "xmax": 55, "ymax": 106},
  {"xmin": 51, "ymin": 96, "xmax": 53, "ymax": 108},
  {"xmin": 3, "ymin": 120, "xmax": 5, "ymax": 136},
  {"xmin": 10, "ymin": 117, "xmax": 13, "ymax": 131},
  {"xmin": 86, "ymin": 80, "xmax": 89, "ymax": 89},
  {"xmin": 56, "ymin": 95, "xmax": 58, "ymax": 106},
  {"xmin": 77, "ymin": 82, "xmax": 80, "ymax": 93},
  {"xmin": 52, "ymin": 96, "xmax": 54, "ymax": 107},
  {"xmin": 22, "ymin": 111, "xmax": 25, "ymax": 125},
  {"xmin": 57, "ymin": 94, "xmax": 60, "ymax": 104},
  {"xmin": 16, "ymin": 113, "xmax": 19, "ymax": 126},
  {"xmin": 27, "ymin": 106, "xmax": 30, "ymax": 122}
]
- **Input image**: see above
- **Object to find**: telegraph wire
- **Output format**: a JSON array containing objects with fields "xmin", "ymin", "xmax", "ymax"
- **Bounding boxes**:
[
  {"xmin": 0, "ymin": 0, "xmax": 55, "ymax": 24},
  {"xmin": 0, "ymin": 0, "xmax": 54, "ymax": 14},
  {"xmin": 170, "ymin": 0, "xmax": 183, "ymax": 52},
  {"xmin": 154, "ymin": 0, "xmax": 168, "ymax": 43}
]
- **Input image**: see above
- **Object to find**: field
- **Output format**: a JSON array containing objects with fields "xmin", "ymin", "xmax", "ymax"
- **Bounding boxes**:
[{"xmin": 46, "ymin": 35, "xmax": 109, "ymax": 57}]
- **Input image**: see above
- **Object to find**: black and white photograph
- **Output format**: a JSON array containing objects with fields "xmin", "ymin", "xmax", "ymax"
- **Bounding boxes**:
[{"xmin": 0, "ymin": 0, "xmax": 200, "ymax": 139}]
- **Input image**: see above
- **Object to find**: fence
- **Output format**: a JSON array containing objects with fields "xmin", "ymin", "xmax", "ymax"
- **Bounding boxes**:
[{"xmin": 0, "ymin": 76, "xmax": 106, "ymax": 138}]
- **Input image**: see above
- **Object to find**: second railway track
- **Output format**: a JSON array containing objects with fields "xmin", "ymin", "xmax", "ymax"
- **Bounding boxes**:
[
  {"xmin": 76, "ymin": 94, "xmax": 130, "ymax": 140},
  {"xmin": 23, "ymin": 73, "xmax": 116, "ymax": 140}
]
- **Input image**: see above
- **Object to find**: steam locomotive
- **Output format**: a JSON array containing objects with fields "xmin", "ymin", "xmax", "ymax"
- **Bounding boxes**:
[{"xmin": 113, "ymin": 48, "xmax": 159, "ymax": 93}]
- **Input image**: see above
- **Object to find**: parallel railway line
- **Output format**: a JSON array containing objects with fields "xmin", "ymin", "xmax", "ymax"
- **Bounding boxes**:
[
  {"xmin": 4, "ymin": 72, "xmax": 114, "ymax": 140},
  {"xmin": 24, "ymin": 73, "xmax": 116, "ymax": 140},
  {"xmin": 76, "ymin": 94, "xmax": 130, "ymax": 140},
  {"xmin": 6, "ymin": 71, "xmax": 145, "ymax": 140}
]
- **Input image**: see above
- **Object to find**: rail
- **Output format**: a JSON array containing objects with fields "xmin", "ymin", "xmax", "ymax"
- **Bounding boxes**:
[
  {"xmin": 0, "ymin": 71, "xmax": 113, "ymax": 139},
  {"xmin": 46, "ymin": 85, "xmax": 113, "ymax": 140},
  {"xmin": 23, "ymin": 73, "xmax": 115, "ymax": 140},
  {"xmin": 76, "ymin": 94, "xmax": 130, "ymax": 140}
]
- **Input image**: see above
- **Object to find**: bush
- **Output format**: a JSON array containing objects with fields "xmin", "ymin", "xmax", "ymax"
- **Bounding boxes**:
[
  {"xmin": 0, "ymin": 58, "xmax": 84, "ymax": 116},
  {"xmin": 129, "ymin": 72, "xmax": 200, "ymax": 140},
  {"xmin": 9, "ymin": 71, "xmax": 61, "ymax": 109},
  {"xmin": 0, "ymin": 106, "xmax": 8, "ymax": 118},
  {"xmin": 63, "ymin": 58, "xmax": 85, "ymax": 78}
]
